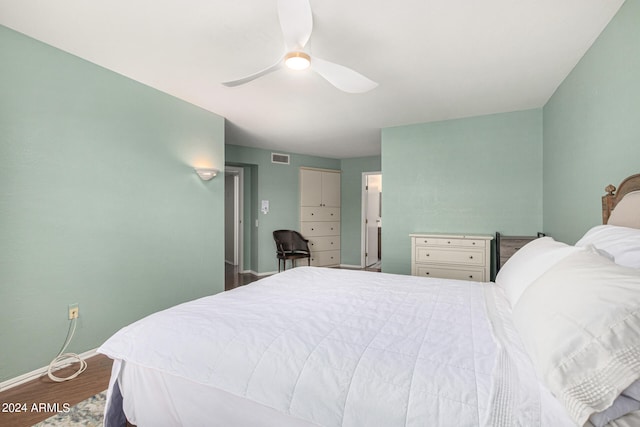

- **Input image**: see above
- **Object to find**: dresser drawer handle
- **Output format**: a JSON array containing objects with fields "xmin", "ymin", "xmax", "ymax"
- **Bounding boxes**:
[
  {"xmin": 469, "ymin": 275, "xmax": 474, "ymax": 279},
  {"xmin": 469, "ymin": 256, "xmax": 474, "ymax": 259},
  {"xmin": 472, "ymin": 242, "xmax": 476, "ymax": 245},
  {"xmin": 425, "ymin": 272, "xmax": 430, "ymax": 275},
  {"xmin": 447, "ymin": 241, "xmax": 451, "ymax": 244}
]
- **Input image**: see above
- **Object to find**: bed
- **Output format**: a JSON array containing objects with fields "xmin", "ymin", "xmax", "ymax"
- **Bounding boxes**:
[{"xmin": 99, "ymin": 174, "xmax": 640, "ymax": 427}]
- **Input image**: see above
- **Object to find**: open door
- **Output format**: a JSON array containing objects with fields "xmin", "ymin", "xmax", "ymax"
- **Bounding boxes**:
[
  {"xmin": 363, "ymin": 173, "xmax": 382, "ymax": 268},
  {"xmin": 224, "ymin": 167, "xmax": 243, "ymax": 270}
]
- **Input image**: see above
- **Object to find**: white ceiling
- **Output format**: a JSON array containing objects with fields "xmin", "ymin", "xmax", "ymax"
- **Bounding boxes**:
[{"xmin": 0, "ymin": 0, "xmax": 625, "ymax": 158}]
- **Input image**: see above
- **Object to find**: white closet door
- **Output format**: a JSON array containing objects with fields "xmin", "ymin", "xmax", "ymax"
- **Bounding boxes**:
[
  {"xmin": 300, "ymin": 169, "xmax": 323, "ymax": 206},
  {"xmin": 321, "ymin": 171, "xmax": 341, "ymax": 207}
]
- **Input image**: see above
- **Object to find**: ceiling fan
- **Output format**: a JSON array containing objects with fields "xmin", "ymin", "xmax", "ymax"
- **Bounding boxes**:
[{"xmin": 222, "ymin": 0, "xmax": 378, "ymax": 94}]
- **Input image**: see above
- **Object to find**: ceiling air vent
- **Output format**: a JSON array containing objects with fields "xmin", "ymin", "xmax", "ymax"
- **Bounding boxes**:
[{"xmin": 271, "ymin": 153, "xmax": 290, "ymax": 165}]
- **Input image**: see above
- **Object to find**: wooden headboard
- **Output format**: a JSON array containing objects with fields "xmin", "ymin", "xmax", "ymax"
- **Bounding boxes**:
[{"xmin": 602, "ymin": 173, "xmax": 640, "ymax": 224}]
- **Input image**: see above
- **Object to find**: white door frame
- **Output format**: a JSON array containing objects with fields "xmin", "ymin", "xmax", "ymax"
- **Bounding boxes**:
[
  {"xmin": 361, "ymin": 171, "xmax": 382, "ymax": 268},
  {"xmin": 225, "ymin": 166, "xmax": 244, "ymax": 271}
]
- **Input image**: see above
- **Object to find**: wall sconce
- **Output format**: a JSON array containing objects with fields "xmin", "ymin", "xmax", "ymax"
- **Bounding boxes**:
[{"xmin": 194, "ymin": 168, "xmax": 219, "ymax": 181}]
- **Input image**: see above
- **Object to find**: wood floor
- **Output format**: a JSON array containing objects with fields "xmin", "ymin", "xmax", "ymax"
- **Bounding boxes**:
[
  {"xmin": 1, "ymin": 264, "xmax": 379, "ymax": 426},
  {"xmin": 0, "ymin": 354, "xmax": 112, "ymax": 427},
  {"xmin": 225, "ymin": 263, "xmax": 260, "ymax": 290}
]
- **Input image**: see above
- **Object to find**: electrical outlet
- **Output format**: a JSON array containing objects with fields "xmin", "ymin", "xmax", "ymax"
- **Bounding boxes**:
[{"xmin": 68, "ymin": 303, "xmax": 79, "ymax": 320}]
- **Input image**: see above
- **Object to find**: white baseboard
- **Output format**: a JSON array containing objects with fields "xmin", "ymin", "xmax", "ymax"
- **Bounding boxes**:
[
  {"xmin": 0, "ymin": 348, "xmax": 99, "ymax": 392},
  {"xmin": 340, "ymin": 264, "xmax": 364, "ymax": 269},
  {"xmin": 240, "ymin": 269, "xmax": 276, "ymax": 277},
  {"xmin": 255, "ymin": 270, "xmax": 277, "ymax": 277}
]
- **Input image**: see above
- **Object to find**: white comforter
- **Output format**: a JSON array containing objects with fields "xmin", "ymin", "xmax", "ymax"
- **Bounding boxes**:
[{"xmin": 99, "ymin": 267, "xmax": 575, "ymax": 427}]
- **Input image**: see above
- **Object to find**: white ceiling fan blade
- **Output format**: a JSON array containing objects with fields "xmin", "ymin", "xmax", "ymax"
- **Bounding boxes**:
[
  {"xmin": 311, "ymin": 57, "xmax": 378, "ymax": 94},
  {"xmin": 222, "ymin": 59, "xmax": 283, "ymax": 87},
  {"xmin": 278, "ymin": 0, "xmax": 313, "ymax": 50}
]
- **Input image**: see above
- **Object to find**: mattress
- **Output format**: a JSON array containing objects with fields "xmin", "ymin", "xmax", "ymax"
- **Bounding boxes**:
[{"xmin": 98, "ymin": 267, "xmax": 576, "ymax": 426}]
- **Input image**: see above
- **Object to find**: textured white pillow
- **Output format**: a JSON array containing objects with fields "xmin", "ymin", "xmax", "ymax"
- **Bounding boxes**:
[
  {"xmin": 608, "ymin": 190, "xmax": 640, "ymax": 229},
  {"xmin": 512, "ymin": 247, "xmax": 640, "ymax": 426},
  {"xmin": 576, "ymin": 225, "xmax": 640, "ymax": 268},
  {"xmin": 495, "ymin": 237, "xmax": 582, "ymax": 307}
]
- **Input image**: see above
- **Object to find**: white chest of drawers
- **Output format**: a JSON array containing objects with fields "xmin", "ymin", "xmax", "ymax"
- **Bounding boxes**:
[
  {"xmin": 300, "ymin": 168, "xmax": 341, "ymax": 267},
  {"xmin": 410, "ymin": 233, "xmax": 493, "ymax": 282}
]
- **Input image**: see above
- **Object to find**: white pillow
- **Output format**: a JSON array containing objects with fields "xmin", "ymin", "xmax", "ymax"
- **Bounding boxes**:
[
  {"xmin": 576, "ymin": 224, "xmax": 640, "ymax": 268},
  {"xmin": 495, "ymin": 237, "xmax": 582, "ymax": 307},
  {"xmin": 608, "ymin": 190, "xmax": 640, "ymax": 229},
  {"xmin": 512, "ymin": 247, "xmax": 640, "ymax": 427}
]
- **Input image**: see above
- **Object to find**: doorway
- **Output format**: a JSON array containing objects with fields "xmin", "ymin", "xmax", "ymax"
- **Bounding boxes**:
[
  {"xmin": 224, "ymin": 167, "xmax": 244, "ymax": 271},
  {"xmin": 362, "ymin": 172, "xmax": 382, "ymax": 268}
]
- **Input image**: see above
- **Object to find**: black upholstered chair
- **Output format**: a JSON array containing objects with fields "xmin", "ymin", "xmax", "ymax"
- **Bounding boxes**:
[{"xmin": 273, "ymin": 230, "xmax": 311, "ymax": 272}]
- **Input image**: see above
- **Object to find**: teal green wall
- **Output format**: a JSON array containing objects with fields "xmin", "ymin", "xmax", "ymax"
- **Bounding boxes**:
[
  {"xmin": 381, "ymin": 109, "xmax": 543, "ymax": 275},
  {"xmin": 543, "ymin": 0, "xmax": 640, "ymax": 244},
  {"xmin": 0, "ymin": 26, "xmax": 225, "ymax": 382},
  {"xmin": 225, "ymin": 144, "xmax": 340, "ymax": 273},
  {"xmin": 340, "ymin": 156, "xmax": 382, "ymax": 266}
]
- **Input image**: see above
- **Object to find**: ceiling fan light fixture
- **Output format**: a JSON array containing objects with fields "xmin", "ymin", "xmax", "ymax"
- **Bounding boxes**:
[
  {"xmin": 284, "ymin": 51, "xmax": 311, "ymax": 70},
  {"xmin": 222, "ymin": 0, "xmax": 377, "ymax": 92}
]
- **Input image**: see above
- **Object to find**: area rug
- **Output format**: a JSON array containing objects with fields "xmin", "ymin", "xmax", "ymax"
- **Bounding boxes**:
[{"xmin": 34, "ymin": 391, "xmax": 106, "ymax": 427}]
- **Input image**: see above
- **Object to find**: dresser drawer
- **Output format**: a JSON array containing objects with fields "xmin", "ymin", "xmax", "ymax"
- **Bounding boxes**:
[
  {"xmin": 415, "ymin": 247, "xmax": 485, "ymax": 266},
  {"xmin": 415, "ymin": 265, "xmax": 485, "ymax": 282},
  {"xmin": 410, "ymin": 233, "xmax": 493, "ymax": 282},
  {"xmin": 311, "ymin": 250, "xmax": 340, "ymax": 266},
  {"xmin": 413, "ymin": 237, "xmax": 486, "ymax": 248},
  {"xmin": 301, "ymin": 207, "xmax": 340, "ymax": 222},
  {"xmin": 301, "ymin": 221, "xmax": 340, "ymax": 237},
  {"xmin": 308, "ymin": 236, "xmax": 341, "ymax": 251}
]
